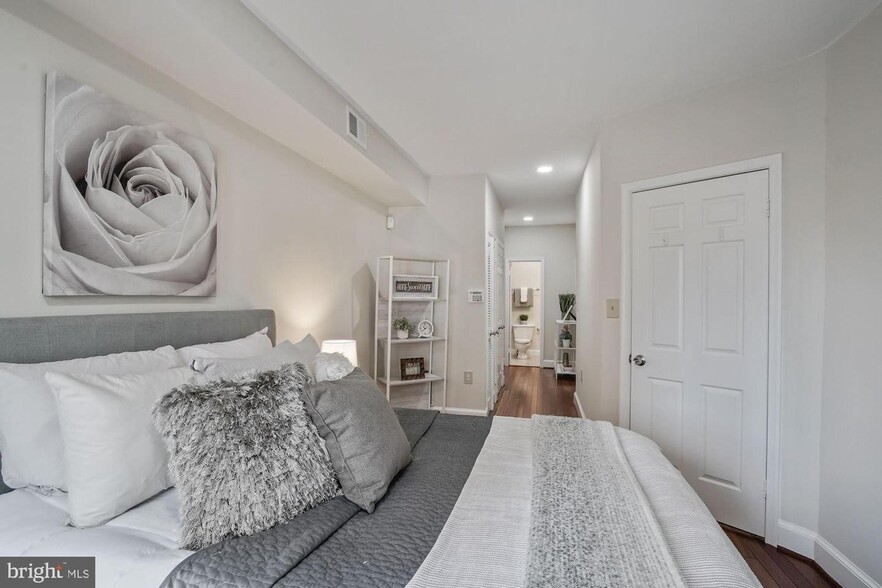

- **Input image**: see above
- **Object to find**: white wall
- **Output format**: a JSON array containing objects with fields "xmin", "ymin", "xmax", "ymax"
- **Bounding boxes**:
[
  {"xmin": 389, "ymin": 175, "xmax": 489, "ymax": 411},
  {"xmin": 575, "ymin": 144, "xmax": 604, "ymax": 419},
  {"xmin": 485, "ymin": 179, "xmax": 505, "ymax": 243},
  {"xmin": 582, "ymin": 55, "xmax": 828, "ymax": 536},
  {"xmin": 819, "ymin": 5, "xmax": 882, "ymax": 583},
  {"xmin": 505, "ymin": 225, "xmax": 577, "ymax": 364},
  {"xmin": 0, "ymin": 7, "xmax": 391, "ymax": 370}
]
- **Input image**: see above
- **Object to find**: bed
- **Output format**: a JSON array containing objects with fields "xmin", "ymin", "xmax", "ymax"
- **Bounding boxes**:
[{"xmin": 0, "ymin": 310, "xmax": 760, "ymax": 587}]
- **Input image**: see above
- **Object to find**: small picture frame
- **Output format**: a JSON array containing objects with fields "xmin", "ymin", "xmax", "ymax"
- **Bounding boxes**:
[{"xmin": 400, "ymin": 357, "xmax": 426, "ymax": 380}]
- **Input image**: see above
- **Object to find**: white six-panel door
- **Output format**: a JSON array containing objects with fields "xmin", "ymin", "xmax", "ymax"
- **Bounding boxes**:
[{"xmin": 630, "ymin": 171, "xmax": 769, "ymax": 535}]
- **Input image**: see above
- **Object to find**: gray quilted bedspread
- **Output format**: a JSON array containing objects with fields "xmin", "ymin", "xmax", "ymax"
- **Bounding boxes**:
[{"xmin": 162, "ymin": 408, "xmax": 492, "ymax": 588}]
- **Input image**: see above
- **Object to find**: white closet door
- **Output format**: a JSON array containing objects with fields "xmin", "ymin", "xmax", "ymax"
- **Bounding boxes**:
[
  {"xmin": 630, "ymin": 170, "xmax": 769, "ymax": 535},
  {"xmin": 494, "ymin": 238, "xmax": 506, "ymax": 394}
]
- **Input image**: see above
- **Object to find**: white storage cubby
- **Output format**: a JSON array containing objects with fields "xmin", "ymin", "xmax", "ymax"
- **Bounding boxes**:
[
  {"xmin": 554, "ymin": 319, "xmax": 576, "ymax": 379},
  {"xmin": 374, "ymin": 256, "xmax": 450, "ymax": 410}
]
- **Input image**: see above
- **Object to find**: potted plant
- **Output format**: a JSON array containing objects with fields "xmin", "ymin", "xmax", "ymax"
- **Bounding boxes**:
[
  {"xmin": 518, "ymin": 314, "xmax": 529, "ymax": 325},
  {"xmin": 393, "ymin": 317, "xmax": 412, "ymax": 339},
  {"xmin": 560, "ymin": 325, "xmax": 572, "ymax": 348},
  {"xmin": 559, "ymin": 293, "xmax": 576, "ymax": 320}
]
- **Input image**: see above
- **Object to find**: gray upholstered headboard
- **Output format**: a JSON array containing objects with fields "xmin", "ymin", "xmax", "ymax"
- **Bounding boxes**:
[
  {"xmin": 0, "ymin": 309, "xmax": 275, "ymax": 494},
  {"xmin": 0, "ymin": 309, "xmax": 276, "ymax": 364}
]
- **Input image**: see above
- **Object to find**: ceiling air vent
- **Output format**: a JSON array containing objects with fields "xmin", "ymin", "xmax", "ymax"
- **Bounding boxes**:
[{"xmin": 346, "ymin": 105, "xmax": 367, "ymax": 149}]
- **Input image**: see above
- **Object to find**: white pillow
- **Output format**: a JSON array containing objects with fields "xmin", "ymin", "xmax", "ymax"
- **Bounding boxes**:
[
  {"xmin": 0, "ymin": 346, "xmax": 181, "ymax": 491},
  {"xmin": 176, "ymin": 328, "xmax": 272, "ymax": 366},
  {"xmin": 192, "ymin": 335, "xmax": 320, "ymax": 380},
  {"xmin": 45, "ymin": 367, "xmax": 200, "ymax": 528},
  {"xmin": 313, "ymin": 352, "xmax": 356, "ymax": 382}
]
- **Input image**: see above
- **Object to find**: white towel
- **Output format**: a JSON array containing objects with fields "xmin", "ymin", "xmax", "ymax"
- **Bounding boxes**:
[{"xmin": 520, "ymin": 287, "xmax": 529, "ymax": 303}]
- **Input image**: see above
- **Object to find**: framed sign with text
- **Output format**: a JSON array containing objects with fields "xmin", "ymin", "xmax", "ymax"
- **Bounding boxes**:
[
  {"xmin": 392, "ymin": 275, "xmax": 438, "ymax": 300},
  {"xmin": 400, "ymin": 357, "xmax": 426, "ymax": 380}
]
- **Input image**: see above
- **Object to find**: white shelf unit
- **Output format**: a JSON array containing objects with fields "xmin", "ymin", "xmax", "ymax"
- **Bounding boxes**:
[
  {"xmin": 375, "ymin": 256, "xmax": 450, "ymax": 410},
  {"xmin": 554, "ymin": 319, "xmax": 577, "ymax": 379}
]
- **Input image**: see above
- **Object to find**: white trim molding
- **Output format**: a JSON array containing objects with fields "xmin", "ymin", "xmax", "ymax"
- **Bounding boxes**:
[
  {"xmin": 619, "ymin": 154, "xmax": 784, "ymax": 546},
  {"xmin": 815, "ymin": 536, "xmax": 881, "ymax": 588},
  {"xmin": 541, "ymin": 359, "xmax": 556, "ymax": 369},
  {"xmin": 573, "ymin": 392, "xmax": 586, "ymax": 418},
  {"xmin": 777, "ymin": 520, "xmax": 818, "ymax": 559},
  {"xmin": 442, "ymin": 406, "xmax": 489, "ymax": 417},
  {"xmin": 777, "ymin": 521, "xmax": 881, "ymax": 588}
]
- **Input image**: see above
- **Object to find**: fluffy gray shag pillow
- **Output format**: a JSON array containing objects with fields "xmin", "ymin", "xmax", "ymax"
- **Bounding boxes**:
[{"xmin": 153, "ymin": 363, "xmax": 339, "ymax": 550}]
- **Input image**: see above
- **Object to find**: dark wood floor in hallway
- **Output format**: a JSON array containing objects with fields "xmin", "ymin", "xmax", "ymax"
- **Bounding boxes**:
[
  {"xmin": 493, "ymin": 365, "xmax": 577, "ymax": 418},
  {"xmin": 492, "ymin": 365, "xmax": 837, "ymax": 588}
]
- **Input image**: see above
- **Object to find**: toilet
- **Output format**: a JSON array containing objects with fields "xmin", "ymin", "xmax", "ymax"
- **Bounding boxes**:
[{"xmin": 512, "ymin": 324, "xmax": 535, "ymax": 359}]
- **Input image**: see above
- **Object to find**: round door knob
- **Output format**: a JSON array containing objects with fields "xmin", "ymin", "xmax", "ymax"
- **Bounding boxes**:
[{"xmin": 633, "ymin": 354, "xmax": 646, "ymax": 366}]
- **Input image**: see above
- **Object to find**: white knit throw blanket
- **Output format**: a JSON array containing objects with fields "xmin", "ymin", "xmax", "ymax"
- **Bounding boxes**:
[{"xmin": 526, "ymin": 415, "xmax": 686, "ymax": 588}]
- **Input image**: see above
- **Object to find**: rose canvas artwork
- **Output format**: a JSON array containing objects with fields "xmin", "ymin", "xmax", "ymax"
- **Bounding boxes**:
[{"xmin": 43, "ymin": 72, "xmax": 217, "ymax": 296}]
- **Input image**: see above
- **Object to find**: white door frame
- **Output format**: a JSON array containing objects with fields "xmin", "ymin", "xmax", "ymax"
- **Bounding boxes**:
[
  {"xmin": 505, "ymin": 257, "xmax": 546, "ymax": 368},
  {"xmin": 619, "ymin": 154, "xmax": 783, "ymax": 546}
]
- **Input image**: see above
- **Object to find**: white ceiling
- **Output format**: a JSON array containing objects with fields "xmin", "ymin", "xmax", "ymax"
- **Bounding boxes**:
[{"xmin": 244, "ymin": 0, "xmax": 879, "ymax": 225}]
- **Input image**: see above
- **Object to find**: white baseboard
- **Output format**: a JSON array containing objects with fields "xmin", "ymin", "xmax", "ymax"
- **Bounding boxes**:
[
  {"xmin": 573, "ymin": 392, "xmax": 585, "ymax": 418},
  {"xmin": 815, "ymin": 535, "xmax": 881, "ymax": 588},
  {"xmin": 777, "ymin": 520, "xmax": 880, "ymax": 588},
  {"xmin": 442, "ymin": 406, "xmax": 489, "ymax": 417},
  {"xmin": 777, "ymin": 519, "xmax": 817, "ymax": 559},
  {"xmin": 541, "ymin": 359, "xmax": 555, "ymax": 369}
]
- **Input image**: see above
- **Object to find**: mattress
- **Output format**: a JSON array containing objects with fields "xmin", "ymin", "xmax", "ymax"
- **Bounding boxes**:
[{"xmin": 0, "ymin": 487, "xmax": 191, "ymax": 588}]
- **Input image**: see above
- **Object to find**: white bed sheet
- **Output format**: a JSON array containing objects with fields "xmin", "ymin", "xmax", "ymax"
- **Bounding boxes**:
[{"xmin": 0, "ymin": 487, "xmax": 191, "ymax": 588}]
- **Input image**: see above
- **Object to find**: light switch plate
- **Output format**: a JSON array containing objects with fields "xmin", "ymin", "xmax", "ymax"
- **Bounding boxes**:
[
  {"xmin": 386, "ymin": 215, "xmax": 395, "ymax": 230},
  {"xmin": 464, "ymin": 371, "xmax": 473, "ymax": 385},
  {"xmin": 606, "ymin": 298, "xmax": 620, "ymax": 319}
]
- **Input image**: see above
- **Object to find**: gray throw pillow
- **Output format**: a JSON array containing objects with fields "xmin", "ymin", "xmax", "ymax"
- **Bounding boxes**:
[
  {"xmin": 153, "ymin": 364, "xmax": 339, "ymax": 550},
  {"xmin": 191, "ymin": 335, "xmax": 320, "ymax": 380},
  {"xmin": 300, "ymin": 368, "xmax": 411, "ymax": 512}
]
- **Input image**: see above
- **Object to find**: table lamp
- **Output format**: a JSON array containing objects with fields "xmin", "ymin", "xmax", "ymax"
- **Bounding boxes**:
[{"xmin": 320, "ymin": 339, "xmax": 358, "ymax": 367}]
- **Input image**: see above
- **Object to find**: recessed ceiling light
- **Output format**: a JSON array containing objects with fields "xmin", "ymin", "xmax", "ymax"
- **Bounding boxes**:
[
  {"xmin": 536, "ymin": 165, "xmax": 553, "ymax": 174},
  {"xmin": 523, "ymin": 216, "xmax": 534, "ymax": 222}
]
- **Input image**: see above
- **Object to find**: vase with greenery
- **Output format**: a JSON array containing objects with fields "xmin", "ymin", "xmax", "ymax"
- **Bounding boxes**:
[
  {"xmin": 559, "ymin": 293, "xmax": 576, "ymax": 320},
  {"xmin": 518, "ymin": 314, "xmax": 529, "ymax": 325},
  {"xmin": 393, "ymin": 317, "xmax": 412, "ymax": 339}
]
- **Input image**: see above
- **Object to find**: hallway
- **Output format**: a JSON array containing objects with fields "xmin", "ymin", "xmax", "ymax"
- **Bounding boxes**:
[{"xmin": 493, "ymin": 365, "xmax": 577, "ymax": 418}]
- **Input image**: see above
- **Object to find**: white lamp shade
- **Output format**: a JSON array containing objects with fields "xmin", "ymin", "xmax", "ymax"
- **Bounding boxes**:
[{"xmin": 321, "ymin": 339, "xmax": 358, "ymax": 367}]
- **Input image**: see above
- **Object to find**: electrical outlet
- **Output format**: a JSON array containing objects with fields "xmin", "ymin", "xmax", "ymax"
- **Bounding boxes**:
[
  {"xmin": 464, "ymin": 371, "xmax": 473, "ymax": 385},
  {"xmin": 606, "ymin": 298, "xmax": 620, "ymax": 319},
  {"xmin": 386, "ymin": 215, "xmax": 395, "ymax": 230}
]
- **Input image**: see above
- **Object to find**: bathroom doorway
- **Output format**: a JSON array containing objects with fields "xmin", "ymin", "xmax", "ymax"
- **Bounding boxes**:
[{"xmin": 506, "ymin": 258, "xmax": 543, "ymax": 368}]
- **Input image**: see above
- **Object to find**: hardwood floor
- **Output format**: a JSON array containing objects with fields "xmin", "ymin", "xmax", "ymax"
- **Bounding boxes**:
[
  {"xmin": 492, "ymin": 365, "xmax": 577, "ymax": 418},
  {"xmin": 493, "ymin": 365, "xmax": 836, "ymax": 588},
  {"xmin": 723, "ymin": 526, "xmax": 838, "ymax": 588}
]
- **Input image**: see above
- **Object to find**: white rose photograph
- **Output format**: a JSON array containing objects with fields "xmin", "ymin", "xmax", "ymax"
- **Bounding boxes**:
[{"xmin": 43, "ymin": 72, "xmax": 217, "ymax": 296}]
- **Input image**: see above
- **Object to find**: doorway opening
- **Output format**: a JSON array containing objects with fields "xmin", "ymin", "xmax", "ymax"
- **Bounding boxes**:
[{"xmin": 506, "ymin": 259, "xmax": 544, "ymax": 368}]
